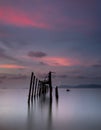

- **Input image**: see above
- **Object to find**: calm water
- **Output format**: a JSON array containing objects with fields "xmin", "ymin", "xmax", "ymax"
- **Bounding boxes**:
[{"xmin": 0, "ymin": 88, "xmax": 101, "ymax": 130}]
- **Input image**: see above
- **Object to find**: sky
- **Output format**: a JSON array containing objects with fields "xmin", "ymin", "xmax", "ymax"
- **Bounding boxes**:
[{"xmin": 0, "ymin": 0, "xmax": 101, "ymax": 88}]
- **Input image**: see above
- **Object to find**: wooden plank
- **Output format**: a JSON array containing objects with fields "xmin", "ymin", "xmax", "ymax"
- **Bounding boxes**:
[{"xmin": 28, "ymin": 72, "xmax": 34, "ymax": 103}]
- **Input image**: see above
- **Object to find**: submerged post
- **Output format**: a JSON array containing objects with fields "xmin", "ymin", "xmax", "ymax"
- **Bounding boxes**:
[
  {"xmin": 39, "ymin": 82, "xmax": 42, "ymax": 97},
  {"xmin": 55, "ymin": 86, "xmax": 59, "ymax": 99},
  {"xmin": 36, "ymin": 80, "xmax": 39, "ymax": 96},
  {"xmin": 49, "ymin": 71, "xmax": 52, "ymax": 98},
  {"xmin": 38, "ymin": 81, "xmax": 40, "ymax": 96},
  {"xmin": 31, "ymin": 76, "xmax": 35, "ymax": 102},
  {"xmin": 34, "ymin": 78, "xmax": 38, "ymax": 97},
  {"xmin": 55, "ymin": 86, "xmax": 59, "ymax": 107},
  {"xmin": 28, "ymin": 72, "xmax": 34, "ymax": 104},
  {"xmin": 28, "ymin": 71, "xmax": 54, "ymax": 103}
]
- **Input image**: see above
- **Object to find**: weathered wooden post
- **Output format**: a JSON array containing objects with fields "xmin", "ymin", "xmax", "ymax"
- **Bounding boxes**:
[
  {"xmin": 34, "ymin": 78, "xmax": 38, "ymax": 97},
  {"xmin": 55, "ymin": 86, "xmax": 59, "ymax": 107},
  {"xmin": 39, "ymin": 83, "xmax": 41, "ymax": 97},
  {"xmin": 43, "ymin": 85, "xmax": 45, "ymax": 95},
  {"xmin": 46, "ymin": 85, "xmax": 49, "ymax": 93},
  {"xmin": 28, "ymin": 71, "xmax": 54, "ymax": 103},
  {"xmin": 44, "ymin": 85, "xmax": 46, "ymax": 94},
  {"xmin": 42, "ymin": 82, "xmax": 45, "ymax": 95},
  {"xmin": 31, "ymin": 76, "xmax": 35, "ymax": 102},
  {"xmin": 39, "ymin": 81, "xmax": 43, "ymax": 97},
  {"xmin": 48, "ymin": 71, "xmax": 52, "ymax": 98},
  {"xmin": 37, "ymin": 80, "xmax": 39, "ymax": 96},
  {"xmin": 28, "ymin": 72, "xmax": 34, "ymax": 104}
]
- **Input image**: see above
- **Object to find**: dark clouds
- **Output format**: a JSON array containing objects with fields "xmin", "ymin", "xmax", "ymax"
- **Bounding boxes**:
[
  {"xmin": 92, "ymin": 64, "xmax": 101, "ymax": 68},
  {"xmin": 28, "ymin": 51, "xmax": 47, "ymax": 58},
  {"xmin": 39, "ymin": 62, "xmax": 48, "ymax": 66}
]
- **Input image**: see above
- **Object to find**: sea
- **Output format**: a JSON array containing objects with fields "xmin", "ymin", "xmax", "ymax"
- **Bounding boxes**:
[{"xmin": 0, "ymin": 88, "xmax": 101, "ymax": 130}]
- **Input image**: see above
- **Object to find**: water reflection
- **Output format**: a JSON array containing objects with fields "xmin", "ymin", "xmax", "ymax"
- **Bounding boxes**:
[
  {"xmin": 0, "ymin": 89, "xmax": 101, "ymax": 130},
  {"xmin": 47, "ymin": 96, "xmax": 52, "ymax": 130},
  {"xmin": 27, "ymin": 103, "xmax": 33, "ymax": 130},
  {"xmin": 27, "ymin": 94, "xmax": 58, "ymax": 130}
]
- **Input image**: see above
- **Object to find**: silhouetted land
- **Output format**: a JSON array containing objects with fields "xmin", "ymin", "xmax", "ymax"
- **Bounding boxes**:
[{"xmin": 60, "ymin": 84, "xmax": 101, "ymax": 88}]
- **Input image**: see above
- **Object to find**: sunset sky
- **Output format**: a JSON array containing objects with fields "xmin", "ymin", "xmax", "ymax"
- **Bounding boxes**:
[{"xmin": 0, "ymin": 0, "xmax": 101, "ymax": 87}]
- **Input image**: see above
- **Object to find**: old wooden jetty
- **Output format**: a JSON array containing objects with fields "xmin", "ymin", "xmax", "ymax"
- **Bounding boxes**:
[{"xmin": 28, "ymin": 71, "xmax": 56, "ymax": 104}]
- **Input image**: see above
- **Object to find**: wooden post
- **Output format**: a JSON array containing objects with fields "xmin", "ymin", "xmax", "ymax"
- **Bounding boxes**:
[
  {"xmin": 39, "ymin": 81, "xmax": 42, "ymax": 97},
  {"xmin": 39, "ymin": 83, "xmax": 41, "ymax": 97},
  {"xmin": 37, "ymin": 80, "xmax": 40, "ymax": 96},
  {"xmin": 46, "ymin": 85, "xmax": 49, "ymax": 93},
  {"xmin": 31, "ymin": 76, "xmax": 35, "ymax": 102},
  {"xmin": 42, "ymin": 83, "xmax": 44, "ymax": 94},
  {"xmin": 28, "ymin": 72, "xmax": 34, "ymax": 103},
  {"xmin": 43, "ymin": 85, "xmax": 45, "ymax": 95},
  {"xmin": 48, "ymin": 71, "xmax": 52, "ymax": 98},
  {"xmin": 34, "ymin": 78, "xmax": 38, "ymax": 97},
  {"xmin": 44, "ymin": 85, "xmax": 46, "ymax": 94}
]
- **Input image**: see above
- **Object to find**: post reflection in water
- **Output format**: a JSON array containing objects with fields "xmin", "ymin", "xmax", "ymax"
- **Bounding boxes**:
[
  {"xmin": 47, "ymin": 96, "xmax": 52, "ymax": 130},
  {"xmin": 0, "ymin": 89, "xmax": 101, "ymax": 130},
  {"xmin": 27, "ymin": 94, "xmax": 59, "ymax": 130},
  {"xmin": 27, "ymin": 102, "xmax": 34, "ymax": 130},
  {"xmin": 55, "ymin": 87, "xmax": 59, "ymax": 108}
]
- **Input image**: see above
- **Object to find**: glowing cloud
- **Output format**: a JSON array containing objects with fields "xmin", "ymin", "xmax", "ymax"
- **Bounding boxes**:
[
  {"xmin": 0, "ymin": 6, "xmax": 50, "ymax": 29},
  {"xmin": 42, "ymin": 57, "xmax": 79, "ymax": 66},
  {"xmin": 0, "ymin": 64, "xmax": 26, "ymax": 69},
  {"xmin": 0, "ymin": 6, "xmax": 92, "ymax": 31},
  {"xmin": 26, "ymin": 55, "xmax": 79, "ymax": 66}
]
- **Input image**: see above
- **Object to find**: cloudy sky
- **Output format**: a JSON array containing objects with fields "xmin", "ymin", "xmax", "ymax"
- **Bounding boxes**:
[{"xmin": 0, "ymin": 0, "xmax": 101, "ymax": 87}]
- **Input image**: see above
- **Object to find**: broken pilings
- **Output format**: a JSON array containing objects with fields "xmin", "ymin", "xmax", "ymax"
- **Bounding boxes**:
[{"xmin": 28, "ymin": 72, "xmax": 34, "ymax": 104}]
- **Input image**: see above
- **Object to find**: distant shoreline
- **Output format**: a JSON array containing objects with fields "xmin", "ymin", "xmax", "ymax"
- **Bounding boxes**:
[{"xmin": 59, "ymin": 84, "xmax": 101, "ymax": 89}]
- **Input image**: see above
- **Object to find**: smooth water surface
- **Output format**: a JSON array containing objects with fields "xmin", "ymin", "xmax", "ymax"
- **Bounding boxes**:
[{"xmin": 0, "ymin": 88, "xmax": 101, "ymax": 130}]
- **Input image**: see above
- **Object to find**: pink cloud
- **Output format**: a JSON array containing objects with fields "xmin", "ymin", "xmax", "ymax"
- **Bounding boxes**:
[
  {"xmin": 0, "ymin": 64, "xmax": 27, "ymax": 69},
  {"xmin": 42, "ymin": 56, "xmax": 79, "ymax": 66},
  {"xmin": 0, "ymin": 6, "xmax": 51, "ymax": 29},
  {"xmin": 26, "ymin": 54, "xmax": 79, "ymax": 66},
  {"xmin": 0, "ymin": 5, "xmax": 94, "ymax": 31}
]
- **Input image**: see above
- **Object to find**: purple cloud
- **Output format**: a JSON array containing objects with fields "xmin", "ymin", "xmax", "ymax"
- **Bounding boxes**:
[
  {"xmin": 92, "ymin": 64, "xmax": 101, "ymax": 68},
  {"xmin": 28, "ymin": 51, "xmax": 47, "ymax": 58}
]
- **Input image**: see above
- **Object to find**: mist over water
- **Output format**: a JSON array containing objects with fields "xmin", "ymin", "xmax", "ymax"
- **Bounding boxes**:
[{"xmin": 0, "ymin": 88, "xmax": 101, "ymax": 130}]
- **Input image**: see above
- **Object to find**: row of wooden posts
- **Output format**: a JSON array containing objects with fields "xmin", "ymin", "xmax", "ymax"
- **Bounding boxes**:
[{"xmin": 28, "ymin": 72, "xmax": 53, "ymax": 104}]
